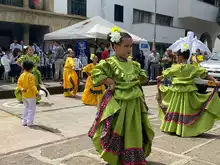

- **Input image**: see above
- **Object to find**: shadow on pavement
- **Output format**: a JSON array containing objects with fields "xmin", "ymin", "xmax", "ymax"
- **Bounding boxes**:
[
  {"xmin": 195, "ymin": 133, "xmax": 220, "ymax": 139},
  {"xmin": 29, "ymin": 125, "xmax": 61, "ymax": 134},
  {"xmin": 37, "ymin": 102, "xmax": 54, "ymax": 107}
]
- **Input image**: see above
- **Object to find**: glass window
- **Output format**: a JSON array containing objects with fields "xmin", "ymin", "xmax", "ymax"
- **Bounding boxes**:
[
  {"xmin": 0, "ymin": 0, "xmax": 23, "ymax": 7},
  {"xmin": 133, "ymin": 9, "xmax": 152, "ymax": 24},
  {"xmin": 114, "ymin": 4, "xmax": 124, "ymax": 22},
  {"xmin": 156, "ymin": 14, "xmax": 173, "ymax": 26},
  {"xmin": 68, "ymin": 0, "xmax": 87, "ymax": 17}
]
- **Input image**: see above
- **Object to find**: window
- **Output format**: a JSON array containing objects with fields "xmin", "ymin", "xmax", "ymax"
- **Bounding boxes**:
[
  {"xmin": 198, "ymin": 0, "xmax": 220, "ymax": 6},
  {"xmin": 156, "ymin": 14, "xmax": 173, "ymax": 26},
  {"xmin": 68, "ymin": 0, "xmax": 87, "ymax": 17},
  {"xmin": 133, "ymin": 9, "xmax": 151, "ymax": 24},
  {"xmin": 0, "ymin": 0, "xmax": 23, "ymax": 7},
  {"xmin": 114, "ymin": 4, "xmax": 124, "ymax": 22}
]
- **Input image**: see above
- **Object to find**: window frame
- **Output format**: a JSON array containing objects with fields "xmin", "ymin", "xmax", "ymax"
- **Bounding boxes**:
[
  {"xmin": 114, "ymin": 4, "xmax": 124, "ymax": 22},
  {"xmin": 68, "ymin": 0, "xmax": 87, "ymax": 17},
  {"xmin": 156, "ymin": 14, "xmax": 173, "ymax": 27},
  {"xmin": 133, "ymin": 9, "xmax": 152, "ymax": 24}
]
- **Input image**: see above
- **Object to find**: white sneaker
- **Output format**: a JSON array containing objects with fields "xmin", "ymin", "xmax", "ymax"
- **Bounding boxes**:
[{"xmin": 22, "ymin": 120, "xmax": 27, "ymax": 126}]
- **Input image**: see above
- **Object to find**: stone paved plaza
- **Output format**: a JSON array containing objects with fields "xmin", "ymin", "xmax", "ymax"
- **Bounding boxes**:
[{"xmin": 0, "ymin": 86, "xmax": 219, "ymax": 165}]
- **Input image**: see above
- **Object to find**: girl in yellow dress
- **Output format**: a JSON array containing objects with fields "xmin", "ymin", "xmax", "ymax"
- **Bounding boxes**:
[
  {"xmin": 82, "ymin": 54, "xmax": 105, "ymax": 105},
  {"xmin": 63, "ymin": 49, "xmax": 79, "ymax": 97}
]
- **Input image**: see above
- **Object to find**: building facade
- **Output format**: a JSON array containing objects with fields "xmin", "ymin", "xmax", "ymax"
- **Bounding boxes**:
[
  {"xmin": 54, "ymin": 0, "xmax": 220, "ymax": 52},
  {"xmin": 0, "ymin": 0, "xmax": 84, "ymax": 49}
]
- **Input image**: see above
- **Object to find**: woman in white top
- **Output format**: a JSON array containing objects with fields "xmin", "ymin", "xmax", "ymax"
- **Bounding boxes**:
[{"xmin": 1, "ymin": 52, "xmax": 10, "ymax": 80}]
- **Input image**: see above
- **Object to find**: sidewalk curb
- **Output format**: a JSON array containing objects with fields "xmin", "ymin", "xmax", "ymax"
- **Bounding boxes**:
[{"xmin": 0, "ymin": 82, "xmax": 157, "ymax": 99}]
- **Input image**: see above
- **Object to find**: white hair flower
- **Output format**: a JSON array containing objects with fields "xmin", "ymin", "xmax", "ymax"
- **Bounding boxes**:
[
  {"xmin": 109, "ymin": 31, "xmax": 121, "ymax": 43},
  {"xmin": 181, "ymin": 43, "xmax": 189, "ymax": 53}
]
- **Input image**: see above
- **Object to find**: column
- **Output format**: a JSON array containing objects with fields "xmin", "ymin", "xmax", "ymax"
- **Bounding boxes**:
[
  {"xmin": 23, "ymin": 25, "xmax": 30, "ymax": 45},
  {"xmin": 23, "ymin": 0, "xmax": 29, "ymax": 8},
  {"xmin": 44, "ymin": 0, "xmax": 54, "ymax": 12}
]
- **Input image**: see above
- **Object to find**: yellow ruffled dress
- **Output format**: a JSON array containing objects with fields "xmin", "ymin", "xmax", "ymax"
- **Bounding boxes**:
[
  {"xmin": 63, "ymin": 57, "xmax": 79, "ymax": 97},
  {"xmin": 81, "ymin": 63, "xmax": 105, "ymax": 105}
]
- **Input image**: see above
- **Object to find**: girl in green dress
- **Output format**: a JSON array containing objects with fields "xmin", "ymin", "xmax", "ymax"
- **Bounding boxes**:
[
  {"xmin": 88, "ymin": 27, "xmax": 154, "ymax": 165},
  {"xmin": 156, "ymin": 45, "xmax": 220, "ymax": 137},
  {"xmin": 15, "ymin": 46, "xmax": 42, "ymax": 102}
]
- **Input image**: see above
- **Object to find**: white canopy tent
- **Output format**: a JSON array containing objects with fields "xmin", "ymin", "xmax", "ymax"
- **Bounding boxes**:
[{"xmin": 44, "ymin": 16, "xmax": 147, "ymax": 43}]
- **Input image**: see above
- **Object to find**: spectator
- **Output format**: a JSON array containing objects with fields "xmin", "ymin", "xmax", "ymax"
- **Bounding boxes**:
[
  {"xmin": 204, "ymin": 51, "xmax": 209, "ymax": 60},
  {"xmin": 32, "ymin": 43, "xmax": 41, "ymax": 56},
  {"xmin": 20, "ymin": 40, "xmax": 25, "ymax": 51},
  {"xmin": 72, "ymin": 50, "xmax": 82, "ymax": 80},
  {"xmin": 38, "ymin": 51, "xmax": 47, "ymax": 80},
  {"xmin": 10, "ymin": 48, "xmax": 22, "ymax": 82},
  {"xmin": 54, "ymin": 41, "xmax": 65, "ymax": 81},
  {"xmin": 148, "ymin": 49, "xmax": 160, "ymax": 81},
  {"xmin": 1, "ymin": 51, "xmax": 11, "ymax": 80},
  {"xmin": 96, "ymin": 43, "xmax": 105, "ymax": 61},
  {"xmin": 101, "ymin": 46, "xmax": 109, "ymax": 60},
  {"xmin": 135, "ymin": 50, "xmax": 145, "ymax": 69},
  {"xmin": 44, "ymin": 52, "xmax": 52, "ymax": 79},
  {"xmin": 0, "ymin": 48, "xmax": 5, "ymax": 79},
  {"xmin": 10, "ymin": 39, "xmax": 22, "ymax": 52},
  {"xmin": 162, "ymin": 49, "xmax": 176, "ymax": 70}
]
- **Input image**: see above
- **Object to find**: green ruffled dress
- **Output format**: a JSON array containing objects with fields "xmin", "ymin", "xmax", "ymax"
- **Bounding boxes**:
[
  {"xmin": 157, "ymin": 64, "xmax": 220, "ymax": 137},
  {"xmin": 88, "ymin": 56, "xmax": 154, "ymax": 165},
  {"xmin": 15, "ymin": 54, "xmax": 42, "ymax": 102}
]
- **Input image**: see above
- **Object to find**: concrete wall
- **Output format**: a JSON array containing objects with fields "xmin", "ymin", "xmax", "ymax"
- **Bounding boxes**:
[
  {"xmin": 178, "ymin": 0, "xmax": 219, "ymax": 23},
  {"xmin": 54, "ymin": 0, "xmax": 68, "ymax": 14}
]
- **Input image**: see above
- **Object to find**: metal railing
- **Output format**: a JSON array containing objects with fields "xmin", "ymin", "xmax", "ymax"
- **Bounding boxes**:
[{"xmin": 0, "ymin": 0, "xmax": 23, "ymax": 7}]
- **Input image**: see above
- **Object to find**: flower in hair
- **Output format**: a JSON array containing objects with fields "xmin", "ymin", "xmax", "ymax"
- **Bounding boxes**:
[
  {"xmin": 109, "ymin": 26, "xmax": 122, "ymax": 43},
  {"xmin": 109, "ymin": 32, "xmax": 121, "ymax": 43},
  {"xmin": 111, "ymin": 26, "xmax": 121, "ymax": 33},
  {"xmin": 181, "ymin": 43, "xmax": 189, "ymax": 53}
]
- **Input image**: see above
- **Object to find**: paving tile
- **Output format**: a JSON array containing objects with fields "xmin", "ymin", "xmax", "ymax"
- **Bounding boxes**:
[
  {"xmin": 0, "ymin": 154, "xmax": 51, "ymax": 165},
  {"xmin": 186, "ymin": 139, "xmax": 220, "ymax": 164},
  {"xmin": 41, "ymin": 135, "xmax": 93, "ymax": 159}
]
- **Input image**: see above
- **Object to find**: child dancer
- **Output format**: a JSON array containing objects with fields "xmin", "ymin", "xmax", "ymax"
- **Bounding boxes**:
[
  {"xmin": 81, "ymin": 54, "xmax": 105, "ymax": 105},
  {"xmin": 15, "ymin": 46, "xmax": 42, "ymax": 103},
  {"xmin": 88, "ymin": 27, "xmax": 154, "ymax": 165},
  {"xmin": 17, "ymin": 61, "xmax": 39, "ymax": 126},
  {"xmin": 63, "ymin": 49, "xmax": 79, "ymax": 97},
  {"xmin": 157, "ymin": 44, "xmax": 220, "ymax": 137}
]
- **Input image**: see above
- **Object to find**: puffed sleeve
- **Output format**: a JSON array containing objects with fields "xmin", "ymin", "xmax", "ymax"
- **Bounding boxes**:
[
  {"xmin": 17, "ymin": 55, "xmax": 26, "ymax": 64},
  {"xmin": 91, "ymin": 60, "xmax": 113, "ymax": 86},
  {"xmin": 66, "ymin": 58, "xmax": 74, "ymax": 68},
  {"xmin": 196, "ymin": 66, "xmax": 208, "ymax": 79},
  {"xmin": 162, "ymin": 68, "xmax": 172, "ymax": 79},
  {"xmin": 82, "ymin": 64, "xmax": 91, "ymax": 73},
  {"xmin": 133, "ymin": 61, "xmax": 147, "ymax": 84},
  {"xmin": 162, "ymin": 64, "xmax": 178, "ymax": 78},
  {"xmin": 34, "ymin": 55, "xmax": 40, "ymax": 64}
]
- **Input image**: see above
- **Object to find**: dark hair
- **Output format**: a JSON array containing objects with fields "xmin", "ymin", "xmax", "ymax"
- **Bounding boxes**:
[
  {"xmin": 177, "ymin": 49, "xmax": 190, "ymax": 59},
  {"xmin": 13, "ymin": 48, "xmax": 21, "ymax": 57},
  {"xmin": 22, "ymin": 61, "xmax": 34, "ymax": 71},
  {"xmin": 107, "ymin": 32, "xmax": 132, "ymax": 46}
]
